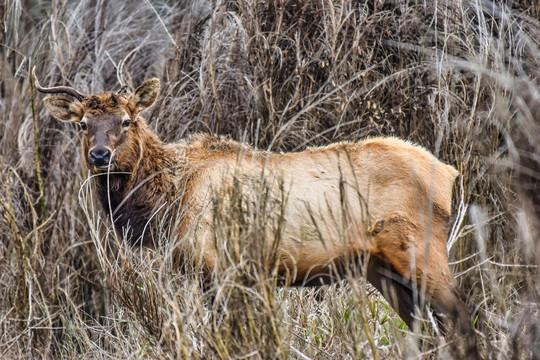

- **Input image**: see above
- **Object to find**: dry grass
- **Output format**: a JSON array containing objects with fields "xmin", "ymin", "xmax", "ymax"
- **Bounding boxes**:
[{"xmin": 1, "ymin": 0, "xmax": 539, "ymax": 358}]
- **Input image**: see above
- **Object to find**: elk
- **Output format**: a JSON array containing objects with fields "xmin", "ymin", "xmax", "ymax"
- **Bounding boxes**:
[{"xmin": 33, "ymin": 69, "xmax": 476, "ymax": 349}]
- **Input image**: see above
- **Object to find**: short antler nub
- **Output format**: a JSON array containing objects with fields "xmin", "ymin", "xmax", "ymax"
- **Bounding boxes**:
[{"xmin": 32, "ymin": 67, "xmax": 87, "ymax": 102}]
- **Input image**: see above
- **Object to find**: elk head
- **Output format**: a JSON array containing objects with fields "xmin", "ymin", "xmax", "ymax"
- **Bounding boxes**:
[{"xmin": 33, "ymin": 68, "xmax": 160, "ymax": 173}]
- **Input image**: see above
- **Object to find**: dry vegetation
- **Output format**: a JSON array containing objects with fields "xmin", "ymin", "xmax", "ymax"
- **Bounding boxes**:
[{"xmin": 1, "ymin": 0, "xmax": 539, "ymax": 358}]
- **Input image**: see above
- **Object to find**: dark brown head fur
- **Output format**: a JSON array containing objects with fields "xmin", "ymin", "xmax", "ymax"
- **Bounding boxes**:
[{"xmin": 41, "ymin": 79, "xmax": 169, "ymax": 245}]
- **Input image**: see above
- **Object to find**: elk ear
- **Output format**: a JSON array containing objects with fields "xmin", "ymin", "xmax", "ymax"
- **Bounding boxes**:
[
  {"xmin": 129, "ymin": 78, "xmax": 160, "ymax": 114},
  {"xmin": 42, "ymin": 96, "xmax": 84, "ymax": 122}
]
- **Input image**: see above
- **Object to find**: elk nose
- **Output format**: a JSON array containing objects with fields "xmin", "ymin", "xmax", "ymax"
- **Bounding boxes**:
[{"xmin": 89, "ymin": 146, "xmax": 111, "ymax": 166}]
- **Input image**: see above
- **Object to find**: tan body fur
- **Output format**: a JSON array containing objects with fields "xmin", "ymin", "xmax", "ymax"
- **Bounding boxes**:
[{"xmin": 166, "ymin": 135, "xmax": 461, "ymax": 322}]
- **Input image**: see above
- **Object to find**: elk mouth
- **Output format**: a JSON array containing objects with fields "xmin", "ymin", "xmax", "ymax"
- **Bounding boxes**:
[{"xmin": 93, "ymin": 163, "xmax": 115, "ymax": 172}]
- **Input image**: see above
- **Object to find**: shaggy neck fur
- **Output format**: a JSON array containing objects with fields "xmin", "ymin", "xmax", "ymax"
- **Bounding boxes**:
[{"xmin": 92, "ymin": 118, "xmax": 174, "ymax": 245}]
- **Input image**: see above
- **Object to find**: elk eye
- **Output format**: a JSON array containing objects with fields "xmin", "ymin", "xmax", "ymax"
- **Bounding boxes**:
[
  {"xmin": 122, "ymin": 119, "xmax": 131, "ymax": 128},
  {"xmin": 80, "ymin": 122, "xmax": 87, "ymax": 131}
]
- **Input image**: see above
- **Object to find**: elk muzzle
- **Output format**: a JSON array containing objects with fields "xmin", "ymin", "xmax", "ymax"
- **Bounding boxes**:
[{"xmin": 89, "ymin": 145, "xmax": 112, "ymax": 169}]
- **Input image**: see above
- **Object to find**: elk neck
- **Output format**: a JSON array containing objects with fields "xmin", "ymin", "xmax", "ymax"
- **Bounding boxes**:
[{"xmin": 93, "ymin": 118, "xmax": 175, "ymax": 245}]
